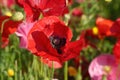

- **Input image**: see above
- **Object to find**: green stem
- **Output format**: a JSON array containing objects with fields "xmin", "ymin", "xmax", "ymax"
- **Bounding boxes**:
[
  {"xmin": 51, "ymin": 62, "xmax": 54, "ymax": 79},
  {"xmin": 64, "ymin": 61, "xmax": 68, "ymax": 80},
  {"xmin": 15, "ymin": 60, "xmax": 18, "ymax": 80},
  {"xmin": 0, "ymin": 18, "xmax": 9, "ymax": 47},
  {"xmin": 40, "ymin": 57, "xmax": 43, "ymax": 76},
  {"xmin": 0, "ymin": 19, "xmax": 9, "ymax": 34},
  {"xmin": 102, "ymin": 75, "xmax": 107, "ymax": 80}
]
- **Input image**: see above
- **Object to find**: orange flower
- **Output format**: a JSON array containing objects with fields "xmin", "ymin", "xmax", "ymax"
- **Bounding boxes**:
[{"xmin": 68, "ymin": 66, "xmax": 77, "ymax": 77}]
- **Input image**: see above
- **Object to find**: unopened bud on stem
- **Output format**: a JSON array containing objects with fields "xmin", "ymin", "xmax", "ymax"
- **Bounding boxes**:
[{"xmin": 11, "ymin": 12, "xmax": 24, "ymax": 21}]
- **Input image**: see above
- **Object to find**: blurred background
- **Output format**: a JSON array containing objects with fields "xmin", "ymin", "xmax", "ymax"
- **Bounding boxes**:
[{"xmin": 0, "ymin": 0, "xmax": 120, "ymax": 80}]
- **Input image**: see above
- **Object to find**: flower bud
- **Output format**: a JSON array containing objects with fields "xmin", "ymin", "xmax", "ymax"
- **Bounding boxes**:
[{"xmin": 11, "ymin": 12, "xmax": 24, "ymax": 21}]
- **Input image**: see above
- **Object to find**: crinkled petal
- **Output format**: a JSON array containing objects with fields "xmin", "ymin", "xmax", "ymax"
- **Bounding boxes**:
[
  {"xmin": 28, "ymin": 31, "xmax": 58, "ymax": 56},
  {"xmin": 96, "ymin": 17, "xmax": 114, "ymax": 38},
  {"xmin": 28, "ymin": 0, "xmax": 68, "ymax": 16},
  {"xmin": 63, "ymin": 34, "xmax": 85, "ymax": 61}
]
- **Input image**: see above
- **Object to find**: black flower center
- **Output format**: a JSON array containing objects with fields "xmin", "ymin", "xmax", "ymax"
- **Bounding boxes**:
[{"xmin": 50, "ymin": 36, "xmax": 66, "ymax": 54}]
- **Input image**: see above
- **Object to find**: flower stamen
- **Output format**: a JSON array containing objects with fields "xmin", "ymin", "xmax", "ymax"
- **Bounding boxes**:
[{"xmin": 50, "ymin": 36, "xmax": 66, "ymax": 54}]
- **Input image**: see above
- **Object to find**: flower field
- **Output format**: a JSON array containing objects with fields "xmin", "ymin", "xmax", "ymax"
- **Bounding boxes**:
[{"xmin": 0, "ymin": 0, "xmax": 120, "ymax": 80}]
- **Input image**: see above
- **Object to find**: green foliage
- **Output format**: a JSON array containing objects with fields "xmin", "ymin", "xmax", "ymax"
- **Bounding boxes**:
[{"xmin": 0, "ymin": 35, "xmax": 54, "ymax": 80}]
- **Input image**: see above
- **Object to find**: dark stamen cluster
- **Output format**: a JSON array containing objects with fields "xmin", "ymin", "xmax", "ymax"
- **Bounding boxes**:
[{"xmin": 50, "ymin": 36, "xmax": 66, "ymax": 54}]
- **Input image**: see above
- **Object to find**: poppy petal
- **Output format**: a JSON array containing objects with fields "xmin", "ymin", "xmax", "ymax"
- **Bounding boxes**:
[
  {"xmin": 63, "ymin": 34, "xmax": 85, "ymax": 61},
  {"xmin": 30, "ymin": 16, "xmax": 72, "ymax": 40},
  {"xmin": 88, "ymin": 54, "xmax": 120, "ymax": 80},
  {"xmin": 113, "ymin": 40, "xmax": 120, "ymax": 63},
  {"xmin": 110, "ymin": 18, "xmax": 120, "ymax": 38},
  {"xmin": 52, "ymin": 22, "xmax": 72, "ymax": 41},
  {"xmin": 96, "ymin": 17, "xmax": 114, "ymax": 38},
  {"xmin": 28, "ymin": 31, "xmax": 58, "ymax": 56},
  {"xmin": 41, "ymin": 57, "xmax": 62, "ymax": 68},
  {"xmin": 17, "ymin": 0, "xmax": 40, "ymax": 22},
  {"xmin": 29, "ymin": 0, "xmax": 68, "ymax": 16}
]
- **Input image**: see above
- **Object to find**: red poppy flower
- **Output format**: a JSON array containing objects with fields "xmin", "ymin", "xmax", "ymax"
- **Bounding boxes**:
[
  {"xmin": 27, "ymin": 16, "xmax": 85, "ymax": 68},
  {"xmin": 17, "ymin": 0, "xmax": 40, "ymax": 22},
  {"xmin": 110, "ymin": 18, "xmax": 120, "ymax": 38},
  {"xmin": 96, "ymin": 17, "xmax": 114, "ymax": 38},
  {"xmin": 113, "ymin": 39, "xmax": 120, "ymax": 64},
  {"xmin": 0, "ymin": 16, "xmax": 21, "ymax": 48},
  {"xmin": 111, "ymin": 18, "xmax": 120, "ymax": 63},
  {"xmin": 17, "ymin": 0, "xmax": 68, "ymax": 22}
]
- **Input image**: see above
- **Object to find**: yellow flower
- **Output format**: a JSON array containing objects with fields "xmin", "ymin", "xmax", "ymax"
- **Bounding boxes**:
[
  {"xmin": 68, "ymin": 66, "xmax": 77, "ymax": 77},
  {"xmin": 7, "ymin": 69, "xmax": 14, "ymax": 77},
  {"xmin": 92, "ymin": 26, "xmax": 98, "ymax": 35},
  {"xmin": 4, "ymin": 11, "xmax": 12, "ymax": 17},
  {"xmin": 105, "ymin": 0, "xmax": 112, "ymax": 3}
]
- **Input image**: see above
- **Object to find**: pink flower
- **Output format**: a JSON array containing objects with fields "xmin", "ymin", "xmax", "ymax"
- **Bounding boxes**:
[
  {"xmin": 88, "ymin": 54, "xmax": 120, "ymax": 80},
  {"xmin": 15, "ymin": 21, "xmax": 36, "ymax": 48},
  {"xmin": 0, "ymin": 0, "xmax": 15, "ymax": 8}
]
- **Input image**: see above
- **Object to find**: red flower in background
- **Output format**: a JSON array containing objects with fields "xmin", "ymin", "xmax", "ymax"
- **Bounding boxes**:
[
  {"xmin": 96, "ymin": 17, "xmax": 114, "ymax": 38},
  {"xmin": 72, "ymin": 8, "xmax": 83, "ymax": 17},
  {"xmin": 110, "ymin": 18, "xmax": 120, "ymax": 38},
  {"xmin": 84, "ymin": 29, "xmax": 98, "ymax": 39},
  {"xmin": 81, "ymin": 29, "xmax": 99, "ymax": 49},
  {"xmin": 110, "ymin": 18, "xmax": 120, "ymax": 64},
  {"xmin": 0, "ymin": 16, "xmax": 21, "ymax": 48},
  {"xmin": 27, "ymin": 16, "xmax": 85, "ymax": 68},
  {"xmin": 17, "ymin": 0, "xmax": 40, "ymax": 22},
  {"xmin": 113, "ymin": 40, "xmax": 120, "ymax": 64},
  {"xmin": 17, "ymin": 0, "xmax": 68, "ymax": 22}
]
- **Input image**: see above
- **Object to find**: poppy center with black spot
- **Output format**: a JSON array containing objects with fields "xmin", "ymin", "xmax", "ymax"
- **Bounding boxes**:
[{"xmin": 50, "ymin": 36, "xmax": 66, "ymax": 54}]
